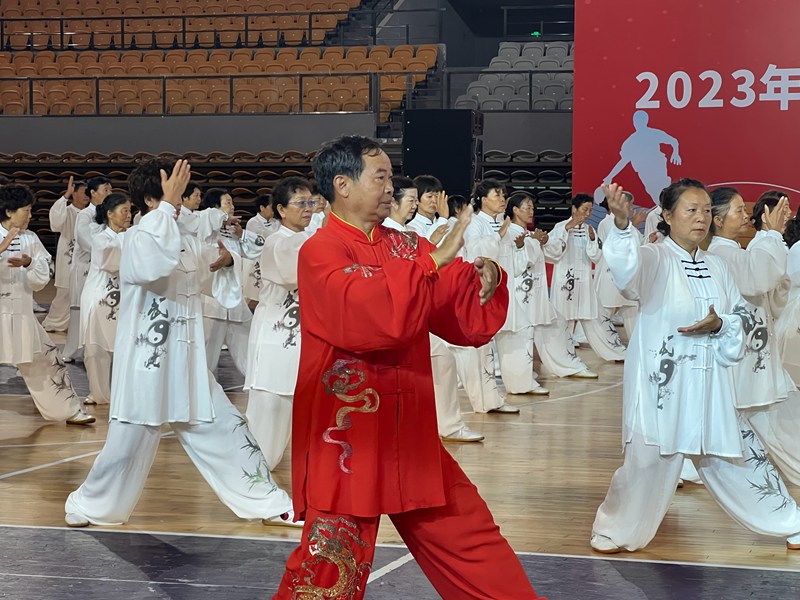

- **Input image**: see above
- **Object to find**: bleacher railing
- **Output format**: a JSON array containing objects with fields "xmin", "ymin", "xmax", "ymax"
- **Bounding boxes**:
[
  {"xmin": 500, "ymin": 4, "xmax": 574, "ymax": 41},
  {"xmin": 0, "ymin": 71, "xmax": 425, "ymax": 116},
  {"xmin": 0, "ymin": 7, "xmax": 444, "ymax": 51}
]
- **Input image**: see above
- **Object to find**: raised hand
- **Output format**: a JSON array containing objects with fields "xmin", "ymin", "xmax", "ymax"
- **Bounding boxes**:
[
  {"xmin": 209, "ymin": 240, "xmax": 234, "ymax": 272},
  {"xmin": 0, "ymin": 227, "xmax": 20, "ymax": 253},
  {"xmin": 226, "ymin": 215, "xmax": 244, "ymax": 239},
  {"xmin": 588, "ymin": 225, "xmax": 596, "ymax": 241},
  {"xmin": 677, "ymin": 304, "xmax": 723, "ymax": 335},
  {"xmin": 160, "ymin": 159, "xmax": 191, "ymax": 208},
  {"xmin": 64, "ymin": 175, "xmax": 75, "ymax": 199},
  {"xmin": 429, "ymin": 223, "xmax": 450, "ymax": 246},
  {"xmin": 430, "ymin": 204, "xmax": 472, "ymax": 268},
  {"xmin": 435, "ymin": 191, "xmax": 449, "ymax": 219},
  {"xmin": 763, "ymin": 196, "xmax": 790, "ymax": 234},
  {"xmin": 514, "ymin": 231, "xmax": 527, "ymax": 249},
  {"xmin": 671, "ymin": 151, "xmax": 682, "ymax": 166},
  {"xmin": 498, "ymin": 216, "xmax": 511, "ymax": 238},
  {"xmin": 632, "ymin": 208, "xmax": 649, "ymax": 229},
  {"xmin": 474, "ymin": 256, "xmax": 501, "ymax": 306},
  {"xmin": 603, "ymin": 183, "xmax": 632, "ymax": 230},
  {"xmin": 7, "ymin": 253, "xmax": 31, "ymax": 268},
  {"xmin": 565, "ymin": 214, "xmax": 583, "ymax": 230}
]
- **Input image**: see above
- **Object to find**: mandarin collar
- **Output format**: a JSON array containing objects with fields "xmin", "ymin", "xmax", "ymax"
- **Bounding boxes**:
[
  {"xmin": 664, "ymin": 235, "xmax": 704, "ymax": 261},
  {"xmin": 329, "ymin": 212, "xmax": 382, "ymax": 244}
]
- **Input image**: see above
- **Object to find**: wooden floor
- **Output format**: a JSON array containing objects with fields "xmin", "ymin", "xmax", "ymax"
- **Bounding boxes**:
[{"xmin": 3, "ymin": 292, "xmax": 800, "ymax": 574}]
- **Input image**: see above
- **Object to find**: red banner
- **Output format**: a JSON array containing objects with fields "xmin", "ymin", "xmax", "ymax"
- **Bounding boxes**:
[{"xmin": 574, "ymin": 0, "xmax": 800, "ymax": 211}]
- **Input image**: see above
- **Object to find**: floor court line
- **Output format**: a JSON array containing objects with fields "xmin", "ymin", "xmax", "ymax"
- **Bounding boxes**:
[
  {"xmin": 0, "ymin": 432, "xmax": 175, "ymax": 480},
  {"xmin": 367, "ymin": 552, "xmax": 415, "ymax": 582},
  {"xmin": 0, "ymin": 524, "xmax": 796, "ymax": 574},
  {"xmin": 0, "ymin": 571, "xmax": 267, "ymax": 590}
]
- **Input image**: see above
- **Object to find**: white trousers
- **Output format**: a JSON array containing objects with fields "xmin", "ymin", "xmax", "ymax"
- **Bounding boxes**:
[
  {"xmin": 741, "ymin": 392, "xmax": 800, "ymax": 487},
  {"xmin": 568, "ymin": 313, "xmax": 626, "ymax": 362},
  {"xmin": 62, "ymin": 307, "xmax": 83, "ymax": 360},
  {"xmin": 16, "ymin": 329, "xmax": 82, "ymax": 422},
  {"xmin": 494, "ymin": 328, "xmax": 542, "ymax": 394},
  {"xmin": 618, "ymin": 305, "xmax": 639, "ymax": 346},
  {"xmin": 65, "ymin": 381, "xmax": 293, "ymax": 525},
  {"xmin": 204, "ymin": 316, "xmax": 250, "ymax": 376},
  {"xmin": 84, "ymin": 344, "xmax": 112, "ymax": 405},
  {"xmin": 42, "ymin": 286, "xmax": 70, "ymax": 332},
  {"xmin": 245, "ymin": 389, "xmax": 293, "ymax": 471},
  {"xmin": 431, "ymin": 350, "xmax": 467, "ymax": 437},
  {"xmin": 533, "ymin": 318, "xmax": 588, "ymax": 377},
  {"xmin": 593, "ymin": 419, "xmax": 800, "ymax": 551},
  {"xmin": 449, "ymin": 344, "xmax": 504, "ymax": 413}
]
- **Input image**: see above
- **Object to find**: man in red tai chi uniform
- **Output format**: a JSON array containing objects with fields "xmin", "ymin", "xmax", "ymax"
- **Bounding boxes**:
[{"xmin": 273, "ymin": 135, "xmax": 546, "ymax": 599}]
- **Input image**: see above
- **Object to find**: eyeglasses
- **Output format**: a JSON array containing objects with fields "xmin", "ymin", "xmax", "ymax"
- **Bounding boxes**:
[{"xmin": 287, "ymin": 200, "xmax": 318, "ymax": 209}]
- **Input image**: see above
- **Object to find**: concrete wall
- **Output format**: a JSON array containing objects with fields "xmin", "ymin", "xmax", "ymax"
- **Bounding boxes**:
[{"xmin": 0, "ymin": 113, "xmax": 376, "ymax": 154}]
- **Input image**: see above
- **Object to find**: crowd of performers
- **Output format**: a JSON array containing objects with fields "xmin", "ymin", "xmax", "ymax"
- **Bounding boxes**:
[{"xmin": 2, "ymin": 136, "xmax": 800, "ymax": 597}]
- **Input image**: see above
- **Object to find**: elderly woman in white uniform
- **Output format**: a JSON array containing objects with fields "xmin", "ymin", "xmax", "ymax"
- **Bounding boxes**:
[
  {"xmin": 706, "ymin": 188, "xmax": 800, "ymax": 487},
  {"xmin": 80, "ymin": 193, "xmax": 131, "ymax": 406},
  {"xmin": 592, "ymin": 180, "xmax": 800, "ymax": 554},
  {"xmin": 0, "ymin": 184, "xmax": 94, "ymax": 425},
  {"xmin": 244, "ymin": 177, "xmax": 318, "ymax": 469}
]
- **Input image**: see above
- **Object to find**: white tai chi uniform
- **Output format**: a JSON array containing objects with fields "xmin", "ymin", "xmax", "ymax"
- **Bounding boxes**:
[
  {"xmin": 382, "ymin": 216, "xmax": 473, "ymax": 435},
  {"xmin": 777, "ymin": 241, "xmax": 800, "ymax": 383},
  {"xmin": 42, "ymin": 195, "xmax": 80, "ymax": 331},
  {"xmin": 65, "ymin": 201, "xmax": 292, "ymax": 525},
  {"xmin": 0, "ymin": 224, "xmax": 83, "ymax": 421},
  {"xmin": 201, "ymin": 217, "xmax": 263, "ymax": 376},
  {"xmin": 63, "ymin": 204, "xmax": 102, "ymax": 359},
  {"xmin": 707, "ymin": 231, "xmax": 800, "ymax": 485},
  {"xmin": 644, "ymin": 206, "xmax": 664, "ymax": 243},
  {"xmin": 506, "ymin": 223, "xmax": 590, "ymax": 377},
  {"xmin": 243, "ymin": 213, "xmax": 280, "ymax": 303},
  {"xmin": 596, "ymin": 214, "xmax": 641, "ymax": 341},
  {"xmin": 545, "ymin": 219, "xmax": 626, "ymax": 361},
  {"xmin": 244, "ymin": 224, "xmax": 311, "ymax": 470},
  {"xmin": 592, "ymin": 225, "xmax": 800, "ymax": 551},
  {"xmin": 406, "ymin": 212, "xmax": 448, "ymax": 241},
  {"xmin": 448, "ymin": 210, "xmax": 505, "ymax": 412},
  {"xmin": 495, "ymin": 225, "xmax": 546, "ymax": 393},
  {"xmin": 79, "ymin": 227, "xmax": 124, "ymax": 405}
]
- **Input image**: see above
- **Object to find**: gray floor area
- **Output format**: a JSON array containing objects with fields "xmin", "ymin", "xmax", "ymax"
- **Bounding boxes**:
[{"xmin": 1, "ymin": 526, "xmax": 800, "ymax": 599}]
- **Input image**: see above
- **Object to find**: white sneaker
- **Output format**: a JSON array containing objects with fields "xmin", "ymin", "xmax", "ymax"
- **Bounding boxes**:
[
  {"xmin": 590, "ymin": 533, "xmax": 622, "ymax": 554},
  {"xmin": 66, "ymin": 410, "xmax": 96, "ymax": 426},
  {"xmin": 262, "ymin": 509, "xmax": 304, "ymax": 528},
  {"xmin": 441, "ymin": 426, "xmax": 484, "ymax": 443},
  {"xmin": 33, "ymin": 301, "xmax": 47, "ymax": 313},
  {"xmin": 487, "ymin": 403, "xmax": 520, "ymax": 414},
  {"xmin": 65, "ymin": 513, "xmax": 90, "ymax": 527},
  {"xmin": 569, "ymin": 368, "xmax": 599, "ymax": 379},
  {"xmin": 787, "ymin": 533, "xmax": 800, "ymax": 550},
  {"xmin": 529, "ymin": 384, "xmax": 549, "ymax": 396}
]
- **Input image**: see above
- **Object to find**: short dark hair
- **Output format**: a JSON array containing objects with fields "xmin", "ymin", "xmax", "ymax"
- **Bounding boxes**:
[
  {"xmin": 312, "ymin": 135, "xmax": 384, "ymax": 203},
  {"xmin": 95, "ymin": 192, "xmax": 130, "ymax": 225},
  {"xmin": 128, "ymin": 157, "xmax": 175, "ymax": 213},
  {"xmin": 447, "ymin": 194, "xmax": 468, "ymax": 216},
  {"xmin": 87, "ymin": 176, "xmax": 111, "ymax": 198},
  {"xmin": 391, "ymin": 175, "xmax": 416, "ymax": 205},
  {"xmin": 181, "ymin": 180, "xmax": 201, "ymax": 200},
  {"xmin": 709, "ymin": 187, "xmax": 740, "ymax": 235},
  {"xmin": 505, "ymin": 191, "xmax": 534, "ymax": 220},
  {"xmin": 570, "ymin": 193, "xmax": 593, "ymax": 209},
  {"xmin": 752, "ymin": 190, "xmax": 785, "ymax": 231},
  {"xmin": 74, "ymin": 180, "xmax": 87, "ymax": 193},
  {"xmin": 472, "ymin": 178, "xmax": 506, "ymax": 210},
  {"xmin": 657, "ymin": 178, "xmax": 707, "ymax": 236},
  {"xmin": 413, "ymin": 174, "xmax": 443, "ymax": 197},
  {"xmin": 785, "ymin": 214, "xmax": 800, "ymax": 248},
  {"xmin": 256, "ymin": 194, "xmax": 272, "ymax": 209},
  {"xmin": 0, "ymin": 183, "xmax": 34, "ymax": 220},
  {"xmin": 199, "ymin": 187, "xmax": 230, "ymax": 211},
  {"xmin": 271, "ymin": 176, "xmax": 311, "ymax": 220}
]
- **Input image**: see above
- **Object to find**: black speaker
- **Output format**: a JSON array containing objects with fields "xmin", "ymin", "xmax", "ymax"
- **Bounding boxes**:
[{"xmin": 402, "ymin": 109, "xmax": 483, "ymax": 198}]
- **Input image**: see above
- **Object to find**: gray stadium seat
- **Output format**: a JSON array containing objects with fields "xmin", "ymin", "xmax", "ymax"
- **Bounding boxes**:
[
  {"xmin": 558, "ymin": 98, "xmax": 573, "ymax": 110},
  {"xmin": 542, "ymin": 82, "xmax": 566, "ymax": 99},
  {"xmin": 506, "ymin": 97, "xmax": 531, "ymax": 111},
  {"xmin": 480, "ymin": 97, "xmax": 504, "ymax": 110},
  {"xmin": 533, "ymin": 97, "xmax": 557, "ymax": 110},
  {"xmin": 491, "ymin": 82, "xmax": 515, "ymax": 100},
  {"xmin": 512, "ymin": 57, "xmax": 536, "ymax": 71},
  {"xmin": 467, "ymin": 81, "xmax": 491, "ymax": 99},
  {"xmin": 537, "ymin": 58, "xmax": 561, "ymax": 71},
  {"xmin": 521, "ymin": 42, "xmax": 545, "ymax": 60},
  {"xmin": 455, "ymin": 96, "xmax": 479, "ymax": 109}
]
